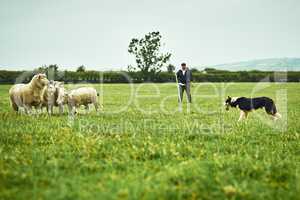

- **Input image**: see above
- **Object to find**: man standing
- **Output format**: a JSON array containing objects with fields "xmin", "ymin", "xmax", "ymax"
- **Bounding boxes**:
[{"xmin": 176, "ymin": 63, "xmax": 192, "ymax": 103}]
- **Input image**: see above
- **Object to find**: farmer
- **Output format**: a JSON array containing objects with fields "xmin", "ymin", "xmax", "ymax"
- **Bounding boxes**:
[{"xmin": 176, "ymin": 62, "xmax": 192, "ymax": 103}]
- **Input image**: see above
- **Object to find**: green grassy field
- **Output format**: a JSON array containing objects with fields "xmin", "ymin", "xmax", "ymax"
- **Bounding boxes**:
[{"xmin": 0, "ymin": 83, "xmax": 299, "ymax": 200}]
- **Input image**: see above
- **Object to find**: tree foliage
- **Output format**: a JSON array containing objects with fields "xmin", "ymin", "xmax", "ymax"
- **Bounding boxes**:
[
  {"xmin": 76, "ymin": 65, "xmax": 86, "ymax": 73},
  {"xmin": 34, "ymin": 64, "xmax": 59, "ymax": 80},
  {"xmin": 128, "ymin": 31, "xmax": 171, "ymax": 80},
  {"xmin": 167, "ymin": 64, "xmax": 175, "ymax": 73}
]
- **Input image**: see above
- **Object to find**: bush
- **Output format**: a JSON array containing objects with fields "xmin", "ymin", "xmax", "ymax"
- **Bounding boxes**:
[{"xmin": 0, "ymin": 70, "xmax": 299, "ymax": 83}]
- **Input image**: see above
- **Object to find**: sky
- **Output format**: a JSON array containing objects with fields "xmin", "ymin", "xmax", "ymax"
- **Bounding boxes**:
[{"xmin": 0, "ymin": 0, "xmax": 300, "ymax": 71}]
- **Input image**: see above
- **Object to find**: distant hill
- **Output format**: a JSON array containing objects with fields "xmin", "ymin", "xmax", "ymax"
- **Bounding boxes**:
[{"xmin": 208, "ymin": 58, "xmax": 300, "ymax": 71}]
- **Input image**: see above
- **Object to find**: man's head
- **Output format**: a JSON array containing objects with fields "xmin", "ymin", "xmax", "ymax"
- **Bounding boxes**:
[{"xmin": 181, "ymin": 63, "xmax": 187, "ymax": 70}]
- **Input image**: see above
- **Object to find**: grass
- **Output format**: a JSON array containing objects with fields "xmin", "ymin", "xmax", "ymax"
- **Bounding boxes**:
[{"xmin": 0, "ymin": 82, "xmax": 299, "ymax": 200}]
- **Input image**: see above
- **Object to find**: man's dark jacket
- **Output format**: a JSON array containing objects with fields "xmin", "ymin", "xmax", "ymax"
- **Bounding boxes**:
[{"xmin": 176, "ymin": 69, "xmax": 192, "ymax": 85}]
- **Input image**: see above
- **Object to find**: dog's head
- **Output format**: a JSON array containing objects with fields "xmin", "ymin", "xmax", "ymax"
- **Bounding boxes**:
[
  {"xmin": 224, "ymin": 96, "xmax": 232, "ymax": 111},
  {"xmin": 224, "ymin": 96, "xmax": 239, "ymax": 110}
]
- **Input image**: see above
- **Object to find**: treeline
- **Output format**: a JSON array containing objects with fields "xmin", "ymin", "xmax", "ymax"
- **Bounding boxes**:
[{"xmin": 0, "ymin": 68, "xmax": 299, "ymax": 83}]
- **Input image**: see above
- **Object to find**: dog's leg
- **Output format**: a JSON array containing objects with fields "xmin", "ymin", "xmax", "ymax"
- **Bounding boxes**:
[
  {"xmin": 275, "ymin": 112, "xmax": 282, "ymax": 119},
  {"xmin": 271, "ymin": 115, "xmax": 278, "ymax": 121},
  {"xmin": 244, "ymin": 111, "xmax": 249, "ymax": 119},
  {"xmin": 272, "ymin": 112, "xmax": 282, "ymax": 121},
  {"xmin": 238, "ymin": 111, "xmax": 245, "ymax": 122}
]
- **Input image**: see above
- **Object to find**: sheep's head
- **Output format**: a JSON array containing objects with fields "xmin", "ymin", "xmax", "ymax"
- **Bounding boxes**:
[
  {"xmin": 47, "ymin": 81, "xmax": 56, "ymax": 96},
  {"xmin": 32, "ymin": 73, "xmax": 49, "ymax": 88},
  {"xmin": 55, "ymin": 82, "xmax": 67, "ymax": 105}
]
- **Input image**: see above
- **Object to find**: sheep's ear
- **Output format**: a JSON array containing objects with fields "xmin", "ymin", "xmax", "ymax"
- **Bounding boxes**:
[{"xmin": 38, "ymin": 74, "xmax": 45, "ymax": 79}]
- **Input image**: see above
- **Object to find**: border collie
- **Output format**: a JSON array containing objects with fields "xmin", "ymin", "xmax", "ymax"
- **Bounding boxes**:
[{"xmin": 225, "ymin": 96, "xmax": 281, "ymax": 121}]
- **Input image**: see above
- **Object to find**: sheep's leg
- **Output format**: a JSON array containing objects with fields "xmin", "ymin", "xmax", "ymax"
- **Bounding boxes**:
[
  {"xmin": 85, "ymin": 105, "xmax": 90, "ymax": 114},
  {"xmin": 18, "ymin": 106, "xmax": 26, "ymax": 115},
  {"xmin": 59, "ymin": 104, "xmax": 64, "ymax": 115},
  {"xmin": 34, "ymin": 106, "xmax": 39, "ymax": 115},
  {"xmin": 68, "ymin": 104, "xmax": 76, "ymax": 116},
  {"xmin": 35, "ymin": 104, "xmax": 42, "ymax": 115},
  {"xmin": 68, "ymin": 104, "xmax": 72, "ymax": 115},
  {"xmin": 72, "ymin": 107, "xmax": 77, "ymax": 115},
  {"xmin": 24, "ymin": 105, "xmax": 32, "ymax": 115},
  {"xmin": 41, "ymin": 105, "xmax": 44, "ymax": 114},
  {"xmin": 48, "ymin": 104, "xmax": 52, "ymax": 115},
  {"xmin": 94, "ymin": 102, "xmax": 99, "ymax": 112}
]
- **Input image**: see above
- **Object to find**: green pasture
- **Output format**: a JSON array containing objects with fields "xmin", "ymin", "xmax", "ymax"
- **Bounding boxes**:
[{"xmin": 0, "ymin": 83, "xmax": 299, "ymax": 200}]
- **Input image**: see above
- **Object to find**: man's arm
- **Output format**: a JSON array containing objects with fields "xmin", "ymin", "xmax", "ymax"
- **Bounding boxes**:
[{"xmin": 176, "ymin": 70, "xmax": 180, "ymax": 79}]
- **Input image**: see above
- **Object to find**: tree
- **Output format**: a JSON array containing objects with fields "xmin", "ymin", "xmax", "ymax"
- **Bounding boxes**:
[
  {"xmin": 167, "ymin": 64, "xmax": 175, "ymax": 73},
  {"xmin": 190, "ymin": 68, "xmax": 199, "ymax": 73},
  {"xmin": 204, "ymin": 68, "xmax": 217, "ymax": 73},
  {"xmin": 47, "ymin": 64, "xmax": 59, "ymax": 80},
  {"xmin": 34, "ymin": 64, "xmax": 59, "ymax": 80},
  {"xmin": 128, "ymin": 31, "xmax": 171, "ymax": 81},
  {"xmin": 76, "ymin": 65, "xmax": 86, "ymax": 72},
  {"xmin": 35, "ymin": 66, "xmax": 48, "ymax": 73},
  {"xmin": 48, "ymin": 64, "xmax": 58, "ymax": 72}
]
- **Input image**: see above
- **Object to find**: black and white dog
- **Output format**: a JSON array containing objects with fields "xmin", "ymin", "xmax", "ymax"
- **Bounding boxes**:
[{"xmin": 225, "ymin": 96, "xmax": 281, "ymax": 121}]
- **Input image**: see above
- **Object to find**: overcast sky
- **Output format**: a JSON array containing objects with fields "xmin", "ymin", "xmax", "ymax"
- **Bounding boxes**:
[{"xmin": 0, "ymin": 0, "xmax": 299, "ymax": 70}]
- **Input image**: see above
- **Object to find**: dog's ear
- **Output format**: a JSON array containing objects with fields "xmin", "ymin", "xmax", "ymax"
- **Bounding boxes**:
[{"xmin": 227, "ymin": 96, "xmax": 231, "ymax": 99}]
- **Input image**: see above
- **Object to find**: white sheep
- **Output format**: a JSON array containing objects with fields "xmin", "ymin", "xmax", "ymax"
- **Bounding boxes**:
[
  {"xmin": 54, "ymin": 81, "xmax": 67, "ymax": 114},
  {"xmin": 9, "ymin": 73, "xmax": 49, "ymax": 114},
  {"xmin": 41, "ymin": 81, "xmax": 57, "ymax": 114},
  {"xmin": 41, "ymin": 81, "xmax": 67, "ymax": 115},
  {"xmin": 67, "ymin": 87, "xmax": 100, "ymax": 115}
]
